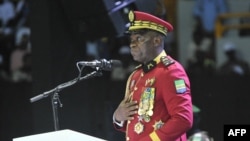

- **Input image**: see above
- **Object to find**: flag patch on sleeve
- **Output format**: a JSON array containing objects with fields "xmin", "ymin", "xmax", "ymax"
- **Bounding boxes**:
[{"xmin": 174, "ymin": 79, "xmax": 187, "ymax": 94}]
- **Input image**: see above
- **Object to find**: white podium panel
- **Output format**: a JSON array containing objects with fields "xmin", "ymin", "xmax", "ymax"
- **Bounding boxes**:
[{"xmin": 13, "ymin": 129, "xmax": 107, "ymax": 141}]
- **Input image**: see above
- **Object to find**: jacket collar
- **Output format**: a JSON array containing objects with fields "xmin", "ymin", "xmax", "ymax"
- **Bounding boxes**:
[{"xmin": 142, "ymin": 50, "xmax": 167, "ymax": 73}]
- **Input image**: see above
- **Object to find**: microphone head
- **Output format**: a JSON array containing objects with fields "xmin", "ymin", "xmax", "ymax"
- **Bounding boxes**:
[
  {"xmin": 99, "ymin": 59, "xmax": 122, "ymax": 71},
  {"xmin": 110, "ymin": 60, "xmax": 122, "ymax": 68}
]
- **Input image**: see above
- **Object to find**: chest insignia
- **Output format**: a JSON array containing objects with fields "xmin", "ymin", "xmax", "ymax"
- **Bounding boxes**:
[
  {"xmin": 145, "ymin": 77, "xmax": 156, "ymax": 86},
  {"xmin": 142, "ymin": 61, "xmax": 157, "ymax": 73},
  {"xmin": 134, "ymin": 122, "xmax": 144, "ymax": 134},
  {"xmin": 153, "ymin": 120, "xmax": 165, "ymax": 130}
]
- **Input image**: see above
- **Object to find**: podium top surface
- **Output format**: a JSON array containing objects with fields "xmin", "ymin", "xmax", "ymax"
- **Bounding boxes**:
[{"xmin": 13, "ymin": 129, "xmax": 107, "ymax": 141}]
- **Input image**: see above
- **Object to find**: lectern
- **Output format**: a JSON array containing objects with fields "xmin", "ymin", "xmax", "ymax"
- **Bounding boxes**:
[{"xmin": 13, "ymin": 129, "xmax": 107, "ymax": 141}]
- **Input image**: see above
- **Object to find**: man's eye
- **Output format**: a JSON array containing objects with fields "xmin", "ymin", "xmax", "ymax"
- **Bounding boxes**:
[
  {"xmin": 130, "ymin": 36, "xmax": 145, "ymax": 44},
  {"xmin": 137, "ymin": 37, "xmax": 143, "ymax": 42}
]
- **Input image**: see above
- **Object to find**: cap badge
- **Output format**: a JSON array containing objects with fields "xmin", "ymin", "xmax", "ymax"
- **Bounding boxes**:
[{"xmin": 128, "ymin": 10, "xmax": 135, "ymax": 22}]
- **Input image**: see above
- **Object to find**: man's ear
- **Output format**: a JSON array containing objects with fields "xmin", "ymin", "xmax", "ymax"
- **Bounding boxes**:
[{"xmin": 153, "ymin": 36, "xmax": 162, "ymax": 47}]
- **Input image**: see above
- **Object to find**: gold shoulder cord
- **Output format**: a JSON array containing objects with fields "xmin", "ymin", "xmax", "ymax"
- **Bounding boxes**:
[
  {"xmin": 124, "ymin": 70, "xmax": 136, "ymax": 140},
  {"xmin": 124, "ymin": 71, "xmax": 136, "ymax": 101}
]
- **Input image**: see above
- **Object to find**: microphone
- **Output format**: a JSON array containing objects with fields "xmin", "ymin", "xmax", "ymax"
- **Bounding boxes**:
[{"xmin": 77, "ymin": 59, "xmax": 122, "ymax": 71}]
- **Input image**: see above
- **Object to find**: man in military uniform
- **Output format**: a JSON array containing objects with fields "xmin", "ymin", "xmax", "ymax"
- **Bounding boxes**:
[{"xmin": 113, "ymin": 10, "xmax": 193, "ymax": 141}]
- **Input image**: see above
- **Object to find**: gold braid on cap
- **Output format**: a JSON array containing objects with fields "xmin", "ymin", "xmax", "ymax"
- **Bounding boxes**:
[{"xmin": 128, "ymin": 11, "xmax": 168, "ymax": 36}]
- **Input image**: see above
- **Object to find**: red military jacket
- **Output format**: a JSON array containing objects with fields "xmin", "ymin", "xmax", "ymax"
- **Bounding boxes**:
[{"xmin": 114, "ymin": 51, "xmax": 193, "ymax": 141}]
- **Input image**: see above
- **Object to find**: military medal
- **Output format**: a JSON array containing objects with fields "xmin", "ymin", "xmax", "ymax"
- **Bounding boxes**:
[
  {"xmin": 134, "ymin": 77, "xmax": 156, "ymax": 134},
  {"xmin": 134, "ymin": 87, "xmax": 155, "ymax": 134},
  {"xmin": 134, "ymin": 122, "xmax": 144, "ymax": 134},
  {"xmin": 147, "ymin": 110, "xmax": 153, "ymax": 116},
  {"xmin": 143, "ymin": 115, "xmax": 150, "ymax": 122}
]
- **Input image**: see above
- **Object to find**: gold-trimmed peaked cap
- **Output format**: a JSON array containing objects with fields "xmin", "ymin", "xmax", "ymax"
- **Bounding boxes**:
[{"xmin": 128, "ymin": 10, "xmax": 173, "ymax": 36}]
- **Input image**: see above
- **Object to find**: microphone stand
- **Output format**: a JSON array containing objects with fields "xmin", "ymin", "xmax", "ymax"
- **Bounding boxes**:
[{"xmin": 30, "ymin": 69, "xmax": 103, "ymax": 131}]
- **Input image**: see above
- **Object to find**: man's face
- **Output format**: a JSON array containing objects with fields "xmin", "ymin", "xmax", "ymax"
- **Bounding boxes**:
[{"xmin": 129, "ymin": 31, "xmax": 155, "ymax": 63}]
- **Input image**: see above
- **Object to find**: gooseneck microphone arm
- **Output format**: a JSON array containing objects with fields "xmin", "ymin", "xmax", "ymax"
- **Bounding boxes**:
[
  {"xmin": 30, "ymin": 71, "xmax": 102, "ymax": 103},
  {"xmin": 30, "ymin": 67, "xmax": 103, "ymax": 131}
]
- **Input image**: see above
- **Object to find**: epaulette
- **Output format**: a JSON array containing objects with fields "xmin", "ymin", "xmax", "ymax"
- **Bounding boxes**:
[{"xmin": 161, "ymin": 56, "xmax": 175, "ymax": 67}]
